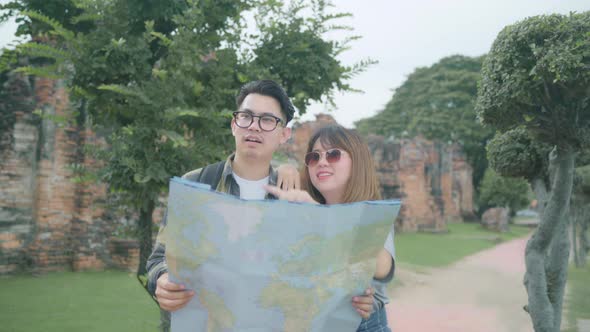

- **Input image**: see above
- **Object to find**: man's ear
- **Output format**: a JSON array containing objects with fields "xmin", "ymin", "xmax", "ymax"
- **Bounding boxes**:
[{"xmin": 280, "ymin": 127, "xmax": 291, "ymax": 144}]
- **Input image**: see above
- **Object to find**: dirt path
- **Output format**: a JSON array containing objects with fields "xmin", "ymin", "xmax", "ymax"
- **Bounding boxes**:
[{"xmin": 386, "ymin": 235, "xmax": 534, "ymax": 332}]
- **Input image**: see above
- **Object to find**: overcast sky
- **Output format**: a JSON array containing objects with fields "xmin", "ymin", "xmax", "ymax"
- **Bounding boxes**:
[
  {"xmin": 301, "ymin": 0, "xmax": 589, "ymax": 127},
  {"xmin": 1, "ymin": 0, "xmax": 588, "ymax": 127}
]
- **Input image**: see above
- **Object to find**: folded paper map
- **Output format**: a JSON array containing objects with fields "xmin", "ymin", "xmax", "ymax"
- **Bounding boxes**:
[{"xmin": 160, "ymin": 177, "xmax": 401, "ymax": 332}]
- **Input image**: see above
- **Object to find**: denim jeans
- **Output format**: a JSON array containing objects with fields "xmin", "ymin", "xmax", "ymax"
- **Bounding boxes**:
[{"xmin": 356, "ymin": 307, "xmax": 392, "ymax": 332}]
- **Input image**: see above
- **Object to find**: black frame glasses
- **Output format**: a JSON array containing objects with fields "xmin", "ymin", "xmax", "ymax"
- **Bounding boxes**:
[
  {"xmin": 304, "ymin": 149, "xmax": 343, "ymax": 167},
  {"xmin": 232, "ymin": 111, "xmax": 283, "ymax": 132}
]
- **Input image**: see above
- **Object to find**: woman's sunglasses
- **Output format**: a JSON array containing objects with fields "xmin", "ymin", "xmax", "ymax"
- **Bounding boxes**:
[{"xmin": 304, "ymin": 149, "xmax": 343, "ymax": 167}]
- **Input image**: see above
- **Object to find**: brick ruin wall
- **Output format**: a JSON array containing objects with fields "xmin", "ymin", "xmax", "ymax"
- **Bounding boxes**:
[
  {"xmin": 1, "ymin": 81, "xmax": 475, "ymax": 273},
  {"xmin": 0, "ymin": 74, "xmax": 116, "ymax": 274}
]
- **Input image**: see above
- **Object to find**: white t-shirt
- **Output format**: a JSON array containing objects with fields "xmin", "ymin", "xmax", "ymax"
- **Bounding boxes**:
[{"xmin": 232, "ymin": 173, "xmax": 269, "ymax": 200}]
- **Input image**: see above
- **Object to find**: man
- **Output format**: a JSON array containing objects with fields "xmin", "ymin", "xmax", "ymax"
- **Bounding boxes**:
[{"xmin": 146, "ymin": 80, "xmax": 295, "ymax": 330}]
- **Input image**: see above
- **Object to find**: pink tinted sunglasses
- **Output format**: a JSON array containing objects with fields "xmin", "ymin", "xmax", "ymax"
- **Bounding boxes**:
[{"xmin": 304, "ymin": 149, "xmax": 343, "ymax": 167}]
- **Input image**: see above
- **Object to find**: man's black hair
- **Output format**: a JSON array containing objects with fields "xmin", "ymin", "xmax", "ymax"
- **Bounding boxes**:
[{"xmin": 236, "ymin": 80, "xmax": 296, "ymax": 124}]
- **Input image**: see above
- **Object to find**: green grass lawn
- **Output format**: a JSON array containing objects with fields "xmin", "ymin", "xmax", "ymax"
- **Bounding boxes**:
[
  {"xmin": 395, "ymin": 222, "xmax": 532, "ymax": 267},
  {"xmin": 0, "ymin": 270, "xmax": 159, "ymax": 332},
  {"xmin": 563, "ymin": 263, "xmax": 590, "ymax": 332}
]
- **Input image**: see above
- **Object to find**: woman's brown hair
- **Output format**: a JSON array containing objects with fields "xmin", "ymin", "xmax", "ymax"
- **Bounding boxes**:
[{"xmin": 301, "ymin": 125, "xmax": 382, "ymax": 204}]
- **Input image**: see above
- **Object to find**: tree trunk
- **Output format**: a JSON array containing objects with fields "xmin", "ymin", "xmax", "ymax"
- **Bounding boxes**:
[
  {"xmin": 571, "ymin": 197, "xmax": 590, "ymax": 267},
  {"xmin": 531, "ymin": 177, "xmax": 548, "ymax": 215},
  {"xmin": 137, "ymin": 199, "xmax": 155, "ymax": 278},
  {"xmin": 580, "ymin": 205, "xmax": 589, "ymax": 266},
  {"xmin": 524, "ymin": 145, "xmax": 575, "ymax": 332},
  {"xmin": 545, "ymin": 216, "xmax": 570, "ymax": 331},
  {"xmin": 572, "ymin": 211, "xmax": 580, "ymax": 267}
]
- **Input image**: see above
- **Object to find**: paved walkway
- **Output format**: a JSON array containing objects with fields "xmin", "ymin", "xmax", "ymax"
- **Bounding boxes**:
[{"xmin": 386, "ymin": 235, "xmax": 534, "ymax": 332}]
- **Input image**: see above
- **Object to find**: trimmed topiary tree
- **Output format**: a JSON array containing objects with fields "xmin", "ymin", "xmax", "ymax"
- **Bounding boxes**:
[{"xmin": 476, "ymin": 12, "xmax": 590, "ymax": 332}]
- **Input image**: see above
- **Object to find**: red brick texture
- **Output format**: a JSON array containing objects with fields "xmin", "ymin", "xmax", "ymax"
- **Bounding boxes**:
[{"xmin": 0, "ymin": 76, "xmax": 116, "ymax": 274}]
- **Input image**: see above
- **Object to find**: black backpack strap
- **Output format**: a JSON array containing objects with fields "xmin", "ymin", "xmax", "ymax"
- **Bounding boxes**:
[{"xmin": 196, "ymin": 161, "xmax": 225, "ymax": 190}]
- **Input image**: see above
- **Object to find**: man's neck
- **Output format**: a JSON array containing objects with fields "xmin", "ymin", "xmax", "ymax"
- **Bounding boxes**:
[{"xmin": 232, "ymin": 153, "xmax": 271, "ymax": 180}]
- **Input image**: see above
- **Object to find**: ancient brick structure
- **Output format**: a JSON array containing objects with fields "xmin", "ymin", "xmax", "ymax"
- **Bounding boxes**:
[
  {"xmin": 280, "ymin": 114, "xmax": 474, "ymax": 231},
  {"xmin": 0, "ymin": 74, "xmax": 113, "ymax": 274},
  {"xmin": 1, "ymin": 79, "xmax": 475, "ymax": 273},
  {"xmin": 108, "ymin": 238, "xmax": 140, "ymax": 272},
  {"xmin": 368, "ymin": 135, "xmax": 474, "ymax": 231}
]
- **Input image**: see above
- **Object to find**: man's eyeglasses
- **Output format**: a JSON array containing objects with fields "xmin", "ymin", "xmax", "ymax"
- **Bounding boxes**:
[
  {"xmin": 304, "ymin": 149, "xmax": 343, "ymax": 167},
  {"xmin": 232, "ymin": 111, "xmax": 283, "ymax": 132}
]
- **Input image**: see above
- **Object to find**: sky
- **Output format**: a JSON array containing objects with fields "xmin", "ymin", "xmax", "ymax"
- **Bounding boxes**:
[
  {"xmin": 300, "ymin": 0, "xmax": 589, "ymax": 127},
  {"xmin": 1, "ymin": 0, "xmax": 588, "ymax": 127}
]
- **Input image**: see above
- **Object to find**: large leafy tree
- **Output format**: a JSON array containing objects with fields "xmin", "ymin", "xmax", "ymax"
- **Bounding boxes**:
[
  {"xmin": 355, "ymin": 55, "xmax": 493, "ymax": 196},
  {"xmin": 476, "ymin": 12, "xmax": 590, "ymax": 332},
  {"xmin": 2, "ymin": 0, "xmax": 371, "ymax": 287}
]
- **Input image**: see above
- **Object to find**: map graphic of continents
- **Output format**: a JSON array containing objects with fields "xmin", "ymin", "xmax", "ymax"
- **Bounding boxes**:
[
  {"xmin": 164, "ymin": 178, "xmax": 400, "ymax": 332},
  {"xmin": 259, "ymin": 206, "xmax": 391, "ymax": 332}
]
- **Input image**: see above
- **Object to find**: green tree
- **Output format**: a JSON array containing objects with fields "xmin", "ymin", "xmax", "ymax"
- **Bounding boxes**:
[
  {"xmin": 252, "ymin": 0, "xmax": 375, "ymax": 112},
  {"xmin": 476, "ymin": 12, "xmax": 590, "ymax": 332},
  {"xmin": 478, "ymin": 168, "xmax": 530, "ymax": 215},
  {"xmin": 2, "ymin": 0, "xmax": 372, "ymax": 289},
  {"xmin": 355, "ymin": 55, "xmax": 493, "ymax": 197}
]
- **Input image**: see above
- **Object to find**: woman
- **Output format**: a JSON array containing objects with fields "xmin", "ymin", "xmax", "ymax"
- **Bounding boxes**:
[{"xmin": 267, "ymin": 125, "xmax": 395, "ymax": 332}]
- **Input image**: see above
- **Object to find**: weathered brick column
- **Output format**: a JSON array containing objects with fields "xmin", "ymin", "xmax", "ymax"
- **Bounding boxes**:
[
  {"xmin": 26, "ymin": 77, "xmax": 78, "ymax": 271},
  {"xmin": 0, "ymin": 73, "xmax": 37, "ymax": 273},
  {"xmin": 1, "ymin": 75, "xmax": 114, "ymax": 274}
]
